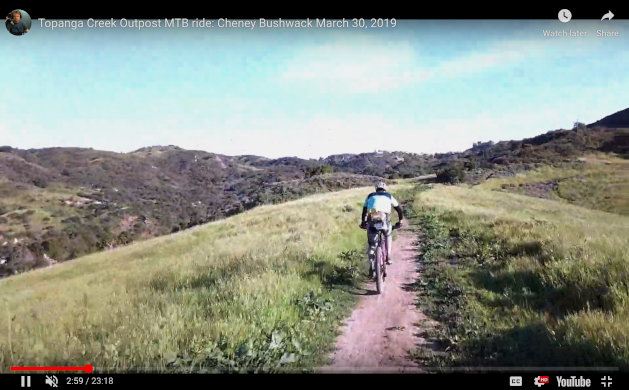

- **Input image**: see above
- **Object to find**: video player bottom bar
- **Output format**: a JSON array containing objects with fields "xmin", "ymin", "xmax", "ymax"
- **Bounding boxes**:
[{"xmin": 1, "ymin": 372, "xmax": 625, "ymax": 389}]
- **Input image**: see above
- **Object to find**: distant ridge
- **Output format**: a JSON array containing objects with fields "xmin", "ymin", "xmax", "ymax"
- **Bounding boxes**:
[
  {"xmin": 131, "ymin": 145, "xmax": 184, "ymax": 153},
  {"xmin": 588, "ymin": 108, "xmax": 629, "ymax": 128}
]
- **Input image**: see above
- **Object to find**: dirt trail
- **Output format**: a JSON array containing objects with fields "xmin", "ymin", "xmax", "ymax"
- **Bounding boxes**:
[{"xmin": 319, "ymin": 229, "xmax": 431, "ymax": 373}]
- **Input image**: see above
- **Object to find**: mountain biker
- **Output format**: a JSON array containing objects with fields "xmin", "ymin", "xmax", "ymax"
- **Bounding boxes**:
[{"xmin": 360, "ymin": 181, "xmax": 404, "ymax": 278}]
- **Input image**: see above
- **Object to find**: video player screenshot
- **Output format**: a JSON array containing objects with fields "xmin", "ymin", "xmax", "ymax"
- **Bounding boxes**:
[{"xmin": 1, "ymin": 4, "xmax": 627, "ymax": 388}]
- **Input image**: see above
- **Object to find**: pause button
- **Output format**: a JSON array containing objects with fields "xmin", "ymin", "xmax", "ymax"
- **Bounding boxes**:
[{"xmin": 20, "ymin": 376, "xmax": 31, "ymax": 387}]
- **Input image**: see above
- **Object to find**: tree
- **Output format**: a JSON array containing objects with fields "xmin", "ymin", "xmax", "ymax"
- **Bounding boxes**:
[{"xmin": 573, "ymin": 121, "xmax": 586, "ymax": 130}]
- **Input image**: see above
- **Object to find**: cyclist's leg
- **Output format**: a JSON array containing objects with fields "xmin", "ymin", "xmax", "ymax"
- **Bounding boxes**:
[
  {"xmin": 385, "ymin": 220, "xmax": 393, "ymax": 264},
  {"xmin": 366, "ymin": 224, "xmax": 377, "ymax": 277}
]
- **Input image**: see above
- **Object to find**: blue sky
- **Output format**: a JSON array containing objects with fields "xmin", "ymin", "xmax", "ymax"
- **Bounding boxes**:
[{"xmin": 1, "ymin": 19, "xmax": 628, "ymax": 158}]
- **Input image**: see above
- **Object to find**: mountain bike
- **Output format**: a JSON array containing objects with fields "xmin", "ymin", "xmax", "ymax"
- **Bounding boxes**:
[{"xmin": 360, "ymin": 220, "xmax": 400, "ymax": 294}]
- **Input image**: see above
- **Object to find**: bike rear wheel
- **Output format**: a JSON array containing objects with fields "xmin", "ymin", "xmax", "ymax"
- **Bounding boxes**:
[{"xmin": 375, "ymin": 242, "xmax": 384, "ymax": 294}]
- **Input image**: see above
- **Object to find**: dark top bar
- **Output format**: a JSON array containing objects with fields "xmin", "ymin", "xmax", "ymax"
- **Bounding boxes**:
[{"xmin": 18, "ymin": 4, "xmax": 628, "ymax": 20}]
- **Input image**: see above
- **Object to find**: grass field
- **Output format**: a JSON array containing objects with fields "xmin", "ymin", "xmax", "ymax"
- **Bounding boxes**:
[
  {"xmin": 3, "ymin": 156, "xmax": 627, "ymax": 372},
  {"xmin": 479, "ymin": 154, "xmax": 629, "ymax": 215},
  {"xmin": 410, "ymin": 163, "xmax": 629, "ymax": 370},
  {"xmin": 0, "ymin": 184, "xmax": 409, "ymax": 373}
]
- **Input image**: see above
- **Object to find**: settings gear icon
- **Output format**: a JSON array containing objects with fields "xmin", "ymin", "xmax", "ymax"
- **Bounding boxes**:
[{"xmin": 534, "ymin": 376, "xmax": 549, "ymax": 387}]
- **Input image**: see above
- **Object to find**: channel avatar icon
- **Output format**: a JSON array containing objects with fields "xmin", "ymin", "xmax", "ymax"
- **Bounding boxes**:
[{"xmin": 5, "ymin": 9, "xmax": 31, "ymax": 36}]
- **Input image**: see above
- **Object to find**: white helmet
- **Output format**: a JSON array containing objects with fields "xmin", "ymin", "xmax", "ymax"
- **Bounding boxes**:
[{"xmin": 375, "ymin": 181, "xmax": 387, "ymax": 191}]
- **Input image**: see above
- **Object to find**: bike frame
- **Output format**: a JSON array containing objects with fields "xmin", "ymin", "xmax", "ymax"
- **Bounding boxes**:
[{"xmin": 362, "ymin": 222, "xmax": 398, "ymax": 294}]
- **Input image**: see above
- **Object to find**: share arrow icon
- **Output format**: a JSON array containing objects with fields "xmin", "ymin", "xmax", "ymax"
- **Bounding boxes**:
[{"xmin": 601, "ymin": 11, "xmax": 614, "ymax": 21}]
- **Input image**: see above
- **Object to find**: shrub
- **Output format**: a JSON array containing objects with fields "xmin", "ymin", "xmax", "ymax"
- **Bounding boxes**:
[
  {"xmin": 33, "ymin": 178, "xmax": 48, "ymax": 188},
  {"xmin": 464, "ymin": 157, "xmax": 478, "ymax": 171},
  {"xmin": 436, "ymin": 164, "xmax": 465, "ymax": 184},
  {"xmin": 117, "ymin": 231, "xmax": 134, "ymax": 245},
  {"xmin": 305, "ymin": 164, "xmax": 334, "ymax": 178}
]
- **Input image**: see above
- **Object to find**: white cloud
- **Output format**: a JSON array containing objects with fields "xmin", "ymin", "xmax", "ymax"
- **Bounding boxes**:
[
  {"xmin": 432, "ymin": 49, "xmax": 524, "ymax": 80},
  {"xmin": 280, "ymin": 38, "xmax": 549, "ymax": 94},
  {"xmin": 281, "ymin": 41, "xmax": 430, "ymax": 93}
]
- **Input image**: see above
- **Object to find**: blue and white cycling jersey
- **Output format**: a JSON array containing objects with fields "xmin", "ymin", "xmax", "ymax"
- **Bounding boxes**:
[{"xmin": 363, "ymin": 191, "xmax": 399, "ymax": 214}]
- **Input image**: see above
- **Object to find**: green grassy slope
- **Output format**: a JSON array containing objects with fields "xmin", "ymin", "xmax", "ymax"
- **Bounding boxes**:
[
  {"xmin": 409, "ymin": 162, "xmax": 629, "ymax": 370},
  {"xmin": 478, "ymin": 155, "xmax": 629, "ymax": 215},
  {"xmin": 0, "ymin": 185, "xmax": 409, "ymax": 373},
  {"xmin": 3, "ymin": 155, "xmax": 627, "ymax": 372}
]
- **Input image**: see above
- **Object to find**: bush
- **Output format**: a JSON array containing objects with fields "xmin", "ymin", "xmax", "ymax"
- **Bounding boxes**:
[
  {"xmin": 556, "ymin": 143, "xmax": 577, "ymax": 157},
  {"xmin": 42, "ymin": 236, "xmax": 69, "ymax": 260},
  {"xmin": 33, "ymin": 178, "xmax": 48, "ymax": 188},
  {"xmin": 117, "ymin": 231, "xmax": 134, "ymax": 245},
  {"xmin": 305, "ymin": 164, "xmax": 334, "ymax": 178},
  {"xmin": 491, "ymin": 156, "xmax": 510, "ymax": 165},
  {"xmin": 436, "ymin": 165, "xmax": 465, "ymax": 184},
  {"xmin": 464, "ymin": 157, "xmax": 478, "ymax": 171}
]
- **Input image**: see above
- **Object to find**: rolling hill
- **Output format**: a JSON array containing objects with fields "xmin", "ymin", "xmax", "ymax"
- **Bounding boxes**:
[
  {"xmin": 1, "ymin": 152, "xmax": 627, "ymax": 371},
  {"xmin": 0, "ymin": 184, "xmax": 408, "ymax": 372},
  {"xmin": 410, "ymin": 156, "xmax": 629, "ymax": 369},
  {"xmin": 588, "ymin": 107, "xmax": 629, "ymax": 128},
  {"xmin": 1, "ymin": 108, "xmax": 627, "ymax": 276}
]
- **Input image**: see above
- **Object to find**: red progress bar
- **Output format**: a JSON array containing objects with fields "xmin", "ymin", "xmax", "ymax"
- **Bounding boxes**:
[{"xmin": 10, "ymin": 364, "xmax": 93, "ymax": 373}]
